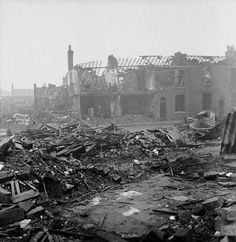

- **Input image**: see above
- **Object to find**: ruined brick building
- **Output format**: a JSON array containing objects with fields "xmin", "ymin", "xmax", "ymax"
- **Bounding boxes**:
[
  {"xmin": 61, "ymin": 45, "xmax": 236, "ymax": 121},
  {"xmin": 33, "ymin": 45, "xmax": 236, "ymax": 121}
]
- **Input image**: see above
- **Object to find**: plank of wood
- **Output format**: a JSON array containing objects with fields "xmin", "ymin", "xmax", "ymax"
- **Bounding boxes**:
[
  {"xmin": 15, "ymin": 180, "xmax": 21, "ymax": 194},
  {"xmin": 12, "ymin": 189, "xmax": 39, "ymax": 203},
  {"xmin": 27, "ymin": 206, "xmax": 44, "ymax": 218},
  {"xmin": 10, "ymin": 181, "xmax": 15, "ymax": 196},
  {"xmin": 152, "ymin": 208, "xmax": 177, "ymax": 215}
]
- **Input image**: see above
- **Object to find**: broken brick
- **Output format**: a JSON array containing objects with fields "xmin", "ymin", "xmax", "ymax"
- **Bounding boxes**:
[
  {"xmin": 0, "ymin": 206, "xmax": 25, "ymax": 226},
  {"xmin": 0, "ymin": 186, "xmax": 12, "ymax": 203},
  {"xmin": 173, "ymin": 228, "xmax": 193, "ymax": 242},
  {"xmin": 27, "ymin": 206, "xmax": 44, "ymax": 218}
]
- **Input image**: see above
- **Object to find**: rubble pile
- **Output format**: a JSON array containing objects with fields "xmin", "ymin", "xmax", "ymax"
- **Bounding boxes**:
[
  {"xmin": 0, "ymin": 113, "xmax": 233, "ymax": 241},
  {"xmin": 19, "ymin": 122, "xmax": 186, "ymax": 160},
  {"xmin": 140, "ymin": 169, "xmax": 236, "ymax": 242},
  {"xmin": 0, "ymin": 121, "xmax": 191, "ymax": 240}
]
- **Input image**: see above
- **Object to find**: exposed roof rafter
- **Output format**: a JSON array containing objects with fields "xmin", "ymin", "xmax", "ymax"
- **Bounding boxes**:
[{"xmin": 77, "ymin": 55, "xmax": 226, "ymax": 76}]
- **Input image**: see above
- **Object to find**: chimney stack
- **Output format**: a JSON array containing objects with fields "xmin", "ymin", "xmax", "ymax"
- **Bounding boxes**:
[{"xmin": 68, "ymin": 45, "xmax": 74, "ymax": 71}]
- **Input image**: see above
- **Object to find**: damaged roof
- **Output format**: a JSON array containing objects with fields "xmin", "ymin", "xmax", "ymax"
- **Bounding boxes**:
[{"xmin": 78, "ymin": 55, "xmax": 226, "ymax": 75}]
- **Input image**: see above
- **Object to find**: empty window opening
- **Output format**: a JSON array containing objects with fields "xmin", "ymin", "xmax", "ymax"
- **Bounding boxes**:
[
  {"xmin": 219, "ymin": 98, "xmax": 225, "ymax": 117},
  {"xmin": 202, "ymin": 93, "xmax": 212, "ymax": 110},
  {"xmin": 175, "ymin": 94, "xmax": 185, "ymax": 112},
  {"xmin": 160, "ymin": 97, "xmax": 167, "ymax": 120},
  {"xmin": 174, "ymin": 70, "xmax": 185, "ymax": 86}
]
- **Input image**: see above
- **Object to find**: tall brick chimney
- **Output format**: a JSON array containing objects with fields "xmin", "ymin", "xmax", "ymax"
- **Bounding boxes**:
[{"xmin": 68, "ymin": 45, "xmax": 74, "ymax": 71}]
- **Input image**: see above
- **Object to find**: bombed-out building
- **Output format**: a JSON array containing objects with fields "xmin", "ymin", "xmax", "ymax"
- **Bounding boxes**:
[
  {"xmin": 63, "ymin": 45, "xmax": 236, "ymax": 121},
  {"xmin": 33, "ymin": 45, "xmax": 236, "ymax": 121}
]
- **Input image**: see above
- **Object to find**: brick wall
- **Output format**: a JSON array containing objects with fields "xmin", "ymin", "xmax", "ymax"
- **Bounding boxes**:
[{"xmin": 150, "ymin": 64, "xmax": 229, "ymax": 121}]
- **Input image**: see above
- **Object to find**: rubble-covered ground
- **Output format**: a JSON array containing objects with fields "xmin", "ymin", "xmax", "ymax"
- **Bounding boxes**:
[{"xmin": 0, "ymin": 115, "xmax": 234, "ymax": 242}]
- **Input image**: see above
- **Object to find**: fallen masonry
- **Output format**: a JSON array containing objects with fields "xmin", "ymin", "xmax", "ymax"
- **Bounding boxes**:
[{"xmin": 0, "ymin": 113, "xmax": 235, "ymax": 241}]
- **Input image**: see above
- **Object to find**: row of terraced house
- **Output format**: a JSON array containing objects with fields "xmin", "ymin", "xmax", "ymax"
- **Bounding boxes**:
[
  {"xmin": 53, "ymin": 45, "xmax": 236, "ymax": 121},
  {"xmin": 3, "ymin": 45, "xmax": 236, "ymax": 121}
]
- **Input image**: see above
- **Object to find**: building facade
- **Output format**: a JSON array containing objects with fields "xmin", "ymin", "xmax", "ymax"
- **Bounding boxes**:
[
  {"xmin": 64, "ymin": 45, "xmax": 236, "ymax": 121},
  {"xmin": 0, "ymin": 85, "xmax": 34, "ymax": 116}
]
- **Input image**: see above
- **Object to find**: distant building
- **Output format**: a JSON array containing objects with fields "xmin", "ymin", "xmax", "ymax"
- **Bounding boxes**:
[
  {"xmin": 63, "ymin": 45, "xmax": 235, "ymax": 121},
  {"xmin": 11, "ymin": 86, "xmax": 34, "ymax": 97},
  {"xmin": 0, "ymin": 84, "xmax": 34, "ymax": 116},
  {"xmin": 11, "ymin": 84, "xmax": 34, "ymax": 109}
]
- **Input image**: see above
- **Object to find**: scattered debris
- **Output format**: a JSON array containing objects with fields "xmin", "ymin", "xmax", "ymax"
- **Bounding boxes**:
[{"xmin": 0, "ymin": 111, "xmax": 234, "ymax": 241}]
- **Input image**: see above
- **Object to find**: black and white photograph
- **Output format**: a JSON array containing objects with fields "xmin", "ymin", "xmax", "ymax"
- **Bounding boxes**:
[{"xmin": 0, "ymin": 0, "xmax": 236, "ymax": 241}]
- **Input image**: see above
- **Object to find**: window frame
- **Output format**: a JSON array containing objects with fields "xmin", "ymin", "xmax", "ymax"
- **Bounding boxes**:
[{"xmin": 175, "ymin": 94, "xmax": 185, "ymax": 112}]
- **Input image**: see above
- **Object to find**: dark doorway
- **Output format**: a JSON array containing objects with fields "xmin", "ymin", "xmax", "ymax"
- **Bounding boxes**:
[
  {"xmin": 219, "ymin": 98, "xmax": 225, "ymax": 117},
  {"xmin": 202, "ymin": 93, "xmax": 212, "ymax": 110},
  {"xmin": 160, "ymin": 97, "xmax": 167, "ymax": 120}
]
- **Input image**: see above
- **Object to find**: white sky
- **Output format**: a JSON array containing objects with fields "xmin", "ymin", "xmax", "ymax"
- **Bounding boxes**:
[{"xmin": 0, "ymin": 0, "xmax": 236, "ymax": 90}]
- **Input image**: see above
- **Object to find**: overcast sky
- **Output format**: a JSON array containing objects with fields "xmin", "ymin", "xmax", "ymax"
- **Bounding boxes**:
[{"xmin": 0, "ymin": 0, "xmax": 236, "ymax": 90}]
